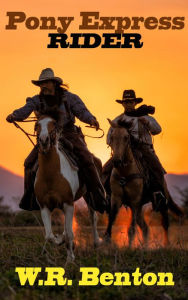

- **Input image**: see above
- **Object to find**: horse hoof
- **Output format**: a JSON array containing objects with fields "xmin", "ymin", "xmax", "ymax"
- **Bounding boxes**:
[
  {"xmin": 104, "ymin": 233, "xmax": 111, "ymax": 244},
  {"xmin": 53, "ymin": 234, "xmax": 64, "ymax": 245},
  {"xmin": 94, "ymin": 237, "xmax": 103, "ymax": 248},
  {"xmin": 66, "ymin": 255, "xmax": 75, "ymax": 263},
  {"xmin": 164, "ymin": 240, "xmax": 170, "ymax": 248}
]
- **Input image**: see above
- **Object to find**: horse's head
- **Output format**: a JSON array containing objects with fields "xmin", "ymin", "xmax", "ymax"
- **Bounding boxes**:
[
  {"xmin": 35, "ymin": 116, "xmax": 58, "ymax": 154},
  {"xmin": 108, "ymin": 118, "xmax": 132, "ymax": 168}
]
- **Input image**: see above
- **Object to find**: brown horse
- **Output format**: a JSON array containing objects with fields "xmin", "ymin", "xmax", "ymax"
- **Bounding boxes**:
[
  {"xmin": 34, "ymin": 116, "xmax": 102, "ymax": 261},
  {"xmin": 104, "ymin": 119, "xmax": 183, "ymax": 247}
]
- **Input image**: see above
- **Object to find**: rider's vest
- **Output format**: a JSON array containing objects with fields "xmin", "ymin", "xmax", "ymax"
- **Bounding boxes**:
[{"xmin": 35, "ymin": 92, "xmax": 74, "ymax": 130}]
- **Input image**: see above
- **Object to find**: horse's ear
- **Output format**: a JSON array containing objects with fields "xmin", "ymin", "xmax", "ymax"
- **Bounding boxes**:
[
  {"xmin": 107, "ymin": 118, "xmax": 117, "ymax": 128},
  {"xmin": 34, "ymin": 122, "xmax": 38, "ymax": 132}
]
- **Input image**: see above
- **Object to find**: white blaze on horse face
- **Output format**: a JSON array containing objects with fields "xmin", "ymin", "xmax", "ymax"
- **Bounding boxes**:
[
  {"xmin": 38, "ymin": 117, "xmax": 52, "ymax": 144},
  {"xmin": 55, "ymin": 145, "xmax": 79, "ymax": 199}
]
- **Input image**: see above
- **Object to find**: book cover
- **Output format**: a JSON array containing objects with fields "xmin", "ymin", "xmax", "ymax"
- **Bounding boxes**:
[{"xmin": 1, "ymin": 1, "xmax": 188, "ymax": 299}]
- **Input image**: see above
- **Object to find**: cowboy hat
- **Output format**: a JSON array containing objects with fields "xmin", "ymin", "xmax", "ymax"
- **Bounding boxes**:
[
  {"xmin": 116, "ymin": 89, "xmax": 143, "ymax": 104},
  {"xmin": 31, "ymin": 68, "xmax": 63, "ymax": 86}
]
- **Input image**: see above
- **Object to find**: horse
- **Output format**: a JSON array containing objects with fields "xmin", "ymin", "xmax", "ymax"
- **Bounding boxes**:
[
  {"xmin": 34, "ymin": 115, "xmax": 102, "ymax": 261},
  {"xmin": 104, "ymin": 119, "xmax": 183, "ymax": 248}
]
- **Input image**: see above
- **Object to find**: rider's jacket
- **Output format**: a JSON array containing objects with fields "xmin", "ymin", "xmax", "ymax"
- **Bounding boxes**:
[
  {"xmin": 107, "ymin": 113, "xmax": 162, "ymax": 146},
  {"xmin": 12, "ymin": 90, "xmax": 96, "ymax": 128}
]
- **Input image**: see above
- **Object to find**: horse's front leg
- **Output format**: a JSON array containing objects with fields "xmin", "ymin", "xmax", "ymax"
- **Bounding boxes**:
[
  {"xmin": 41, "ymin": 206, "xmax": 63, "ymax": 244},
  {"xmin": 105, "ymin": 193, "xmax": 122, "ymax": 242},
  {"xmin": 128, "ymin": 208, "xmax": 137, "ymax": 248},
  {"xmin": 64, "ymin": 203, "xmax": 75, "ymax": 262},
  {"xmin": 136, "ymin": 206, "xmax": 149, "ymax": 248},
  {"xmin": 41, "ymin": 206, "xmax": 55, "ymax": 241},
  {"xmin": 87, "ymin": 204, "xmax": 102, "ymax": 248},
  {"xmin": 127, "ymin": 181, "xmax": 144, "ymax": 248}
]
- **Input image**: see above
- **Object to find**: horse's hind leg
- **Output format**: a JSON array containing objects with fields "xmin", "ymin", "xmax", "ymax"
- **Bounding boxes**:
[
  {"xmin": 41, "ymin": 206, "xmax": 63, "ymax": 244},
  {"xmin": 160, "ymin": 207, "xmax": 169, "ymax": 247},
  {"xmin": 105, "ymin": 194, "xmax": 122, "ymax": 242},
  {"xmin": 87, "ymin": 204, "xmax": 102, "ymax": 247},
  {"xmin": 64, "ymin": 203, "xmax": 75, "ymax": 261},
  {"xmin": 128, "ymin": 209, "xmax": 137, "ymax": 248},
  {"xmin": 136, "ymin": 207, "xmax": 149, "ymax": 247}
]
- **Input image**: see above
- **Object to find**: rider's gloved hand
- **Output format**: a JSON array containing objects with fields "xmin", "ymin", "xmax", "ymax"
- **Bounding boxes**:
[
  {"xmin": 6, "ymin": 114, "xmax": 15, "ymax": 123},
  {"xmin": 90, "ymin": 118, "xmax": 100, "ymax": 131}
]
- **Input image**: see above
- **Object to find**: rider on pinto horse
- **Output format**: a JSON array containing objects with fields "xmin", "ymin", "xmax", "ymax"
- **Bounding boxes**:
[
  {"xmin": 6, "ymin": 68, "xmax": 107, "ymax": 213},
  {"xmin": 103, "ymin": 89, "xmax": 169, "ymax": 211}
]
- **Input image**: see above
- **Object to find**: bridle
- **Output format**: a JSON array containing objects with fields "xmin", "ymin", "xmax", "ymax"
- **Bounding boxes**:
[
  {"xmin": 48, "ymin": 126, "xmax": 57, "ymax": 146},
  {"xmin": 35, "ymin": 119, "xmax": 58, "ymax": 152},
  {"xmin": 111, "ymin": 130, "xmax": 131, "ymax": 167},
  {"xmin": 111, "ymin": 127, "xmax": 143, "ymax": 187}
]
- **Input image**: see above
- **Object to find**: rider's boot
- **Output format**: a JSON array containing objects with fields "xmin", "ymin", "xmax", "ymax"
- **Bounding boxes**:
[
  {"xmin": 19, "ymin": 167, "xmax": 40, "ymax": 211},
  {"xmin": 152, "ymin": 191, "xmax": 167, "ymax": 212},
  {"xmin": 83, "ymin": 164, "xmax": 108, "ymax": 214}
]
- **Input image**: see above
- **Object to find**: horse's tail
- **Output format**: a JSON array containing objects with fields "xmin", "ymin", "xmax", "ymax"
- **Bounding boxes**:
[{"xmin": 167, "ymin": 194, "xmax": 184, "ymax": 217}]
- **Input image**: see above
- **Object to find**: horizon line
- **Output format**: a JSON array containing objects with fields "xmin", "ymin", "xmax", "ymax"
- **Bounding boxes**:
[{"xmin": 0, "ymin": 164, "xmax": 188, "ymax": 178}]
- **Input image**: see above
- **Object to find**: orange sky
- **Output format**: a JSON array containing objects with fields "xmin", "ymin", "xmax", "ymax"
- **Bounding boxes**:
[{"xmin": 1, "ymin": 0, "xmax": 188, "ymax": 176}]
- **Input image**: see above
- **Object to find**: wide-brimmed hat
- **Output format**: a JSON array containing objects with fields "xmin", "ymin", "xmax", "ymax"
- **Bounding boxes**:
[
  {"xmin": 31, "ymin": 68, "xmax": 63, "ymax": 86},
  {"xmin": 116, "ymin": 90, "xmax": 143, "ymax": 104}
]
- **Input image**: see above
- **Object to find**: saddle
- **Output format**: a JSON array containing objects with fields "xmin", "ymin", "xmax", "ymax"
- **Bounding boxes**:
[
  {"xmin": 58, "ymin": 137, "xmax": 79, "ymax": 171},
  {"xmin": 131, "ymin": 145, "xmax": 150, "ymax": 188},
  {"xmin": 129, "ymin": 140, "xmax": 159, "ymax": 203}
]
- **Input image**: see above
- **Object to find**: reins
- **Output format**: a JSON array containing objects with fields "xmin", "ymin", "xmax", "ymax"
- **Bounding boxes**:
[
  {"xmin": 12, "ymin": 118, "xmax": 37, "ymax": 146},
  {"xmin": 12, "ymin": 119, "xmax": 104, "ymax": 147},
  {"xmin": 84, "ymin": 126, "xmax": 104, "ymax": 138}
]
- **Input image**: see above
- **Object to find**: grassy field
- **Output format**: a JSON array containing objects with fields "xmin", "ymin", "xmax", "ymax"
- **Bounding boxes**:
[{"xmin": 0, "ymin": 223, "xmax": 188, "ymax": 300}]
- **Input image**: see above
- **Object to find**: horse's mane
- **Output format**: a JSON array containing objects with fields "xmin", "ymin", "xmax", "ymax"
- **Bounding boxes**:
[{"xmin": 117, "ymin": 119, "xmax": 132, "ymax": 130}]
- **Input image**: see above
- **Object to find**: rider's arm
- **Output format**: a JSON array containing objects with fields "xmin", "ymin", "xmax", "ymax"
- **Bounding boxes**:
[
  {"xmin": 69, "ymin": 93, "xmax": 96, "ymax": 125},
  {"xmin": 143, "ymin": 115, "xmax": 162, "ymax": 135},
  {"xmin": 11, "ymin": 95, "xmax": 39, "ymax": 121}
]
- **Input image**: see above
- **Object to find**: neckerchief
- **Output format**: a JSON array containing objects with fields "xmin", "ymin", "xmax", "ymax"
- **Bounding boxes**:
[{"xmin": 125, "ymin": 105, "xmax": 155, "ymax": 117}]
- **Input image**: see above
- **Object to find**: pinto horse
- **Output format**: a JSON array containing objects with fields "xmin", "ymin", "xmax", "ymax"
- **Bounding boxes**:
[
  {"xmin": 105, "ymin": 119, "xmax": 183, "ymax": 247},
  {"xmin": 34, "ymin": 116, "xmax": 102, "ymax": 261}
]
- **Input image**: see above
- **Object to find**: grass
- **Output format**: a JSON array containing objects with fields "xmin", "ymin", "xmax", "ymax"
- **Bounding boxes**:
[{"xmin": 0, "ymin": 225, "xmax": 188, "ymax": 300}]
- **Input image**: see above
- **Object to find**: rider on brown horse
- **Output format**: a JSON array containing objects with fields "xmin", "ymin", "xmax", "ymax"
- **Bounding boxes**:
[
  {"xmin": 103, "ymin": 89, "xmax": 168, "ymax": 211},
  {"xmin": 6, "ymin": 68, "xmax": 107, "ymax": 213}
]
